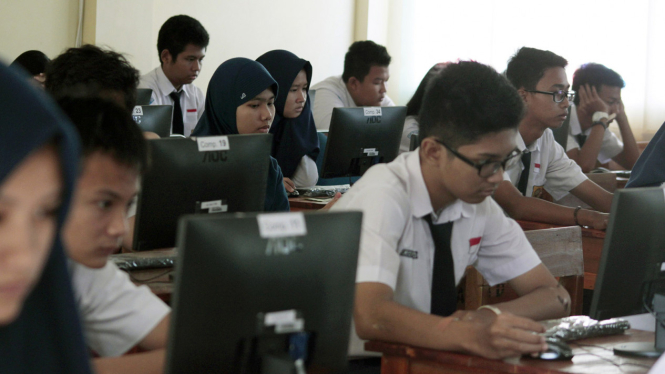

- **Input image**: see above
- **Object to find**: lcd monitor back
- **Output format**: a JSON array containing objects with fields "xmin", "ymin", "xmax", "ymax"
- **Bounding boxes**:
[
  {"xmin": 321, "ymin": 106, "xmax": 406, "ymax": 178},
  {"xmin": 133, "ymin": 135, "xmax": 272, "ymax": 250},
  {"xmin": 136, "ymin": 88, "xmax": 153, "ymax": 105},
  {"xmin": 132, "ymin": 105, "xmax": 173, "ymax": 137},
  {"xmin": 590, "ymin": 187, "xmax": 665, "ymax": 320},
  {"xmin": 166, "ymin": 211, "xmax": 362, "ymax": 373}
]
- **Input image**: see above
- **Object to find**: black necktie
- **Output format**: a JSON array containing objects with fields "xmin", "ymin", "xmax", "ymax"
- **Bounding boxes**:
[
  {"xmin": 576, "ymin": 134, "xmax": 587, "ymax": 148},
  {"xmin": 424, "ymin": 214, "xmax": 456, "ymax": 317},
  {"xmin": 517, "ymin": 152, "xmax": 531, "ymax": 196},
  {"xmin": 169, "ymin": 91, "xmax": 184, "ymax": 135}
]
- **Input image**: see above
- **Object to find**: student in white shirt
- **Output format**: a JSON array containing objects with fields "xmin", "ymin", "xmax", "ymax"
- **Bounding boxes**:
[
  {"xmin": 59, "ymin": 97, "xmax": 170, "ymax": 374},
  {"xmin": 332, "ymin": 62, "xmax": 570, "ymax": 371},
  {"xmin": 399, "ymin": 63, "xmax": 448, "ymax": 154},
  {"xmin": 566, "ymin": 63, "xmax": 639, "ymax": 172},
  {"xmin": 311, "ymin": 40, "xmax": 395, "ymax": 131},
  {"xmin": 494, "ymin": 47, "xmax": 612, "ymax": 230},
  {"xmin": 139, "ymin": 15, "xmax": 209, "ymax": 136}
]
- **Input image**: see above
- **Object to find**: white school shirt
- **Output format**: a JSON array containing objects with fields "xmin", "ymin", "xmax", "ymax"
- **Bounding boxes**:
[
  {"xmin": 70, "ymin": 260, "xmax": 170, "ymax": 357},
  {"xmin": 503, "ymin": 129, "xmax": 588, "ymax": 200},
  {"xmin": 291, "ymin": 155, "xmax": 319, "ymax": 187},
  {"xmin": 139, "ymin": 66, "xmax": 205, "ymax": 136},
  {"xmin": 331, "ymin": 150, "xmax": 542, "ymax": 357},
  {"xmin": 399, "ymin": 115, "xmax": 419, "ymax": 154},
  {"xmin": 566, "ymin": 103, "xmax": 624, "ymax": 164},
  {"xmin": 311, "ymin": 75, "xmax": 395, "ymax": 130}
]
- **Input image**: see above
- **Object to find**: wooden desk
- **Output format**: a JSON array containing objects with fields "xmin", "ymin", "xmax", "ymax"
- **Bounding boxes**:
[
  {"xmin": 289, "ymin": 196, "xmax": 329, "ymax": 211},
  {"xmin": 517, "ymin": 221, "xmax": 605, "ymax": 290},
  {"xmin": 366, "ymin": 330, "xmax": 657, "ymax": 373}
]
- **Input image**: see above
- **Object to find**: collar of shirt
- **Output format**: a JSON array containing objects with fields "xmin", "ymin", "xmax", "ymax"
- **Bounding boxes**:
[
  {"xmin": 405, "ymin": 151, "xmax": 473, "ymax": 224},
  {"xmin": 516, "ymin": 130, "xmax": 542, "ymax": 153},
  {"xmin": 155, "ymin": 66, "xmax": 190, "ymax": 99},
  {"xmin": 335, "ymin": 75, "xmax": 358, "ymax": 108},
  {"xmin": 568, "ymin": 103, "xmax": 583, "ymax": 136}
]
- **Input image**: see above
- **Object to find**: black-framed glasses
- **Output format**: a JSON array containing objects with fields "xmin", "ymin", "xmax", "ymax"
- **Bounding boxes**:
[
  {"xmin": 525, "ymin": 90, "xmax": 575, "ymax": 103},
  {"xmin": 434, "ymin": 139, "xmax": 522, "ymax": 178}
]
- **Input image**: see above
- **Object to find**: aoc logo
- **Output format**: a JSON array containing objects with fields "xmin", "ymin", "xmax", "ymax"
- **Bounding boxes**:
[
  {"xmin": 265, "ymin": 237, "xmax": 304, "ymax": 256},
  {"xmin": 202, "ymin": 151, "xmax": 228, "ymax": 162}
]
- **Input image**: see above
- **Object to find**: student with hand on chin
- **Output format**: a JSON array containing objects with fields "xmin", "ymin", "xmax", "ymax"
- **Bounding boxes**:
[
  {"xmin": 331, "ymin": 61, "xmax": 570, "ymax": 372},
  {"xmin": 0, "ymin": 63, "xmax": 92, "ymax": 374},
  {"xmin": 192, "ymin": 58, "xmax": 290, "ymax": 212}
]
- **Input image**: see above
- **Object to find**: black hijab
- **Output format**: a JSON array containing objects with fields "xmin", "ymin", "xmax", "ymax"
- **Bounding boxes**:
[
  {"xmin": 0, "ymin": 63, "xmax": 92, "ymax": 373},
  {"xmin": 256, "ymin": 50, "xmax": 320, "ymax": 178}
]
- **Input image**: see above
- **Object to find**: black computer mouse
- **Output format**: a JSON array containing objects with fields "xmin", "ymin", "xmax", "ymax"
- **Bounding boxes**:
[{"xmin": 533, "ymin": 338, "xmax": 574, "ymax": 361}]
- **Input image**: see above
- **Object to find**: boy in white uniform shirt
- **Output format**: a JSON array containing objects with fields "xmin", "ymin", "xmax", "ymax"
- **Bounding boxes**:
[
  {"xmin": 566, "ymin": 63, "xmax": 639, "ymax": 172},
  {"xmin": 139, "ymin": 15, "xmax": 209, "ymax": 136},
  {"xmin": 311, "ymin": 40, "xmax": 395, "ymax": 131},
  {"xmin": 332, "ymin": 61, "xmax": 570, "ymax": 371},
  {"xmin": 493, "ymin": 47, "xmax": 613, "ymax": 230},
  {"xmin": 59, "ymin": 97, "xmax": 170, "ymax": 374}
]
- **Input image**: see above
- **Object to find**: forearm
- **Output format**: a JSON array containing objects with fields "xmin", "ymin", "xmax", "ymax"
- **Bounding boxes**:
[
  {"xmin": 615, "ymin": 118, "xmax": 640, "ymax": 169},
  {"xmin": 493, "ymin": 284, "xmax": 570, "ymax": 321},
  {"xmin": 93, "ymin": 349, "xmax": 165, "ymax": 374},
  {"xmin": 570, "ymin": 180, "xmax": 613, "ymax": 213},
  {"xmin": 496, "ymin": 191, "xmax": 578, "ymax": 226},
  {"xmin": 574, "ymin": 126, "xmax": 605, "ymax": 172}
]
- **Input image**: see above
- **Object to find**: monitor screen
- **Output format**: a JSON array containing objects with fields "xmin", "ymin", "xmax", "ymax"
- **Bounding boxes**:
[
  {"xmin": 132, "ymin": 105, "xmax": 173, "ymax": 138},
  {"xmin": 590, "ymin": 186, "xmax": 665, "ymax": 320},
  {"xmin": 166, "ymin": 211, "xmax": 361, "ymax": 373},
  {"xmin": 133, "ymin": 135, "xmax": 272, "ymax": 250},
  {"xmin": 136, "ymin": 88, "xmax": 153, "ymax": 105},
  {"xmin": 321, "ymin": 106, "xmax": 407, "ymax": 178}
]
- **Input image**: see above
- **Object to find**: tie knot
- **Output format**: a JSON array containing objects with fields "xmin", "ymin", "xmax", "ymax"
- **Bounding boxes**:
[{"xmin": 169, "ymin": 91, "xmax": 182, "ymax": 101}]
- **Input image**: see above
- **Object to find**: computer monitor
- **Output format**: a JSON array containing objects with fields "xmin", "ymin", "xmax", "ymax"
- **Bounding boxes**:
[
  {"xmin": 590, "ymin": 186, "xmax": 665, "ymax": 357},
  {"xmin": 166, "ymin": 211, "xmax": 362, "ymax": 373},
  {"xmin": 321, "ymin": 106, "xmax": 407, "ymax": 178},
  {"xmin": 136, "ymin": 88, "xmax": 153, "ymax": 105},
  {"xmin": 132, "ymin": 105, "xmax": 173, "ymax": 137},
  {"xmin": 133, "ymin": 134, "xmax": 272, "ymax": 251}
]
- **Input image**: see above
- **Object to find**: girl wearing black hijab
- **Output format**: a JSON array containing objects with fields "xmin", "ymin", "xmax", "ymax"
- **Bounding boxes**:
[
  {"xmin": 256, "ymin": 50, "xmax": 320, "ymax": 191},
  {"xmin": 192, "ymin": 58, "xmax": 290, "ymax": 212},
  {"xmin": 0, "ymin": 64, "xmax": 92, "ymax": 373}
]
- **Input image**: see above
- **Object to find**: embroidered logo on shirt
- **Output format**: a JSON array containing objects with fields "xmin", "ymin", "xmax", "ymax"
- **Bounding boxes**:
[
  {"xmin": 186, "ymin": 109, "xmax": 197, "ymax": 113},
  {"xmin": 469, "ymin": 237, "xmax": 481, "ymax": 247},
  {"xmin": 241, "ymin": 93, "xmax": 246, "ymax": 99},
  {"xmin": 399, "ymin": 249, "xmax": 418, "ymax": 259}
]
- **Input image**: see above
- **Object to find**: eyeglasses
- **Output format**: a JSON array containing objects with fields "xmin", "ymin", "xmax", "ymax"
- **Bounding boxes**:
[
  {"xmin": 525, "ymin": 90, "xmax": 575, "ymax": 103},
  {"xmin": 434, "ymin": 139, "xmax": 522, "ymax": 178}
]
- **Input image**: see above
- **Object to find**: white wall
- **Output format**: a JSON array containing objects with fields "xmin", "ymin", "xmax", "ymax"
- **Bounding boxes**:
[{"xmin": 0, "ymin": 0, "xmax": 79, "ymax": 64}]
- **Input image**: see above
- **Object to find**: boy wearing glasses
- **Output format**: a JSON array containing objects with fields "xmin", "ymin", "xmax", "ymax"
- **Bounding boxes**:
[
  {"xmin": 493, "ymin": 47, "xmax": 613, "ymax": 230},
  {"xmin": 331, "ymin": 61, "xmax": 569, "ymax": 370}
]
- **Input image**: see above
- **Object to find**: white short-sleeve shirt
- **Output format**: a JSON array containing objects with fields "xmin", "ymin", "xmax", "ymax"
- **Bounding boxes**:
[
  {"xmin": 291, "ymin": 155, "xmax": 319, "ymax": 188},
  {"xmin": 311, "ymin": 75, "xmax": 395, "ymax": 130},
  {"xmin": 70, "ymin": 260, "xmax": 171, "ymax": 357},
  {"xmin": 139, "ymin": 66, "xmax": 205, "ymax": 136},
  {"xmin": 503, "ymin": 129, "xmax": 588, "ymax": 200},
  {"xmin": 399, "ymin": 115, "xmax": 419, "ymax": 154},
  {"xmin": 566, "ymin": 104, "xmax": 624, "ymax": 164},
  {"xmin": 331, "ymin": 151, "xmax": 542, "ymax": 357}
]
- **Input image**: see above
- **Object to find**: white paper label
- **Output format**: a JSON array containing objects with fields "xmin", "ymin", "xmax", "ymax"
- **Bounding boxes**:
[
  {"xmin": 197, "ymin": 136, "xmax": 230, "ymax": 152},
  {"xmin": 208, "ymin": 206, "xmax": 228, "ymax": 213},
  {"xmin": 275, "ymin": 319, "xmax": 304, "ymax": 333},
  {"xmin": 265, "ymin": 310, "xmax": 297, "ymax": 326},
  {"xmin": 257, "ymin": 212, "xmax": 307, "ymax": 238},
  {"xmin": 201, "ymin": 200, "xmax": 222, "ymax": 209},
  {"xmin": 132, "ymin": 106, "xmax": 143, "ymax": 116},
  {"xmin": 363, "ymin": 107, "xmax": 382, "ymax": 116},
  {"xmin": 363, "ymin": 148, "xmax": 379, "ymax": 156}
]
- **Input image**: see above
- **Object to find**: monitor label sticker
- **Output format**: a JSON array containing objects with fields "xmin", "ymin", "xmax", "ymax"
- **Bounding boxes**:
[
  {"xmin": 363, "ymin": 148, "xmax": 379, "ymax": 156},
  {"xmin": 197, "ymin": 136, "xmax": 230, "ymax": 152},
  {"xmin": 363, "ymin": 107, "xmax": 382, "ymax": 116},
  {"xmin": 264, "ymin": 310, "xmax": 304, "ymax": 333},
  {"xmin": 132, "ymin": 106, "xmax": 143, "ymax": 116},
  {"xmin": 200, "ymin": 199, "xmax": 228, "ymax": 213},
  {"xmin": 257, "ymin": 212, "xmax": 307, "ymax": 238}
]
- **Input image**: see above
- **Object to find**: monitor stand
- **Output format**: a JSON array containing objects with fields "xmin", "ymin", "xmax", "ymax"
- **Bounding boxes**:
[{"xmin": 614, "ymin": 293, "xmax": 665, "ymax": 358}]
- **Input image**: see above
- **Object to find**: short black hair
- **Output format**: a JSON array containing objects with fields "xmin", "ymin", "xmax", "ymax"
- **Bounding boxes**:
[
  {"xmin": 572, "ymin": 63, "xmax": 625, "ymax": 105},
  {"xmin": 505, "ymin": 47, "xmax": 568, "ymax": 90},
  {"xmin": 157, "ymin": 15, "xmax": 209, "ymax": 65},
  {"xmin": 57, "ymin": 96, "xmax": 148, "ymax": 174},
  {"xmin": 10, "ymin": 50, "xmax": 50, "ymax": 76},
  {"xmin": 419, "ymin": 61, "xmax": 524, "ymax": 149},
  {"xmin": 406, "ymin": 63, "xmax": 447, "ymax": 117},
  {"xmin": 46, "ymin": 45, "xmax": 140, "ymax": 111},
  {"xmin": 342, "ymin": 40, "xmax": 391, "ymax": 83}
]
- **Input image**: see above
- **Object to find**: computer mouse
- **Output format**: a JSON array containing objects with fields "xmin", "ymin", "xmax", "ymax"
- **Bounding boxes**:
[{"xmin": 533, "ymin": 338, "xmax": 574, "ymax": 361}]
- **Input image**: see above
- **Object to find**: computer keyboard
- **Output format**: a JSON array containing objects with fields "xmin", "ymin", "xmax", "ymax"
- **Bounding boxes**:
[{"xmin": 296, "ymin": 185, "xmax": 350, "ymax": 198}]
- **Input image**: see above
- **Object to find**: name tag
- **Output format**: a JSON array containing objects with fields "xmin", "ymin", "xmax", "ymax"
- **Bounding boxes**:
[
  {"xmin": 132, "ymin": 106, "xmax": 143, "ymax": 116},
  {"xmin": 186, "ymin": 108, "xmax": 197, "ymax": 113},
  {"xmin": 257, "ymin": 213, "xmax": 307, "ymax": 238},
  {"xmin": 197, "ymin": 136, "xmax": 230, "ymax": 152}
]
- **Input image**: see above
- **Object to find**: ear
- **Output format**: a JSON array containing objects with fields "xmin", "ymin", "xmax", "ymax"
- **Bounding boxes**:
[
  {"xmin": 160, "ymin": 49, "xmax": 173, "ymax": 65},
  {"xmin": 420, "ymin": 137, "xmax": 444, "ymax": 166},
  {"xmin": 517, "ymin": 88, "xmax": 529, "ymax": 103},
  {"xmin": 346, "ymin": 76, "xmax": 360, "ymax": 93}
]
